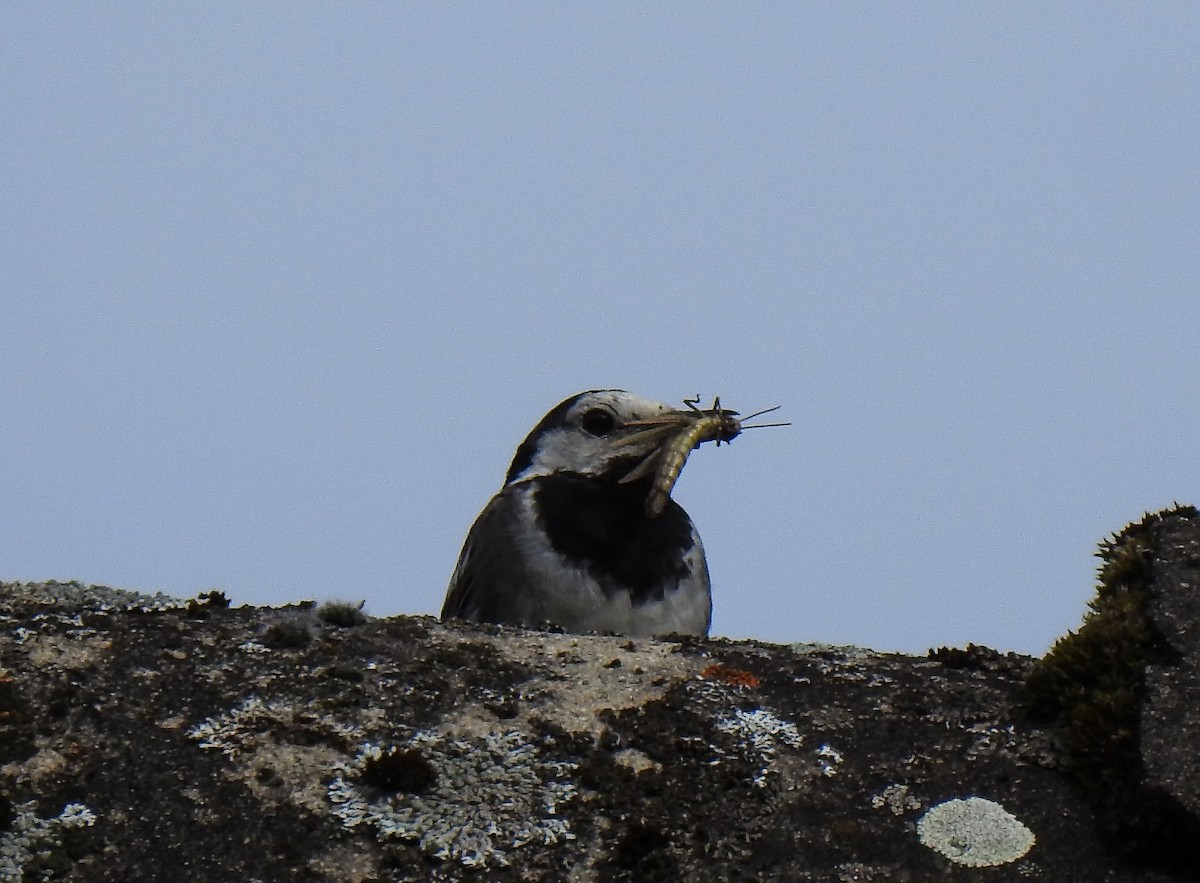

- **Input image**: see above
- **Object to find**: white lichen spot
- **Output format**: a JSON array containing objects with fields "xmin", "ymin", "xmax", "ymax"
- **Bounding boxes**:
[
  {"xmin": 0, "ymin": 802, "xmax": 98, "ymax": 880},
  {"xmin": 328, "ymin": 730, "xmax": 577, "ymax": 867},
  {"xmin": 714, "ymin": 707, "xmax": 803, "ymax": 787},
  {"xmin": 917, "ymin": 796, "xmax": 1035, "ymax": 867},
  {"xmin": 816, "ymin": 743, "xmax": 843, "ymax": 777},
  {"xmin": 188, "ymin": 697, "xmax": 267, "ymax": 755},
  {"xmin": 871, "ymin": 783, "xmax": 921, "ymax": 816},
  {"xmin": 57, "ymin": 804, "xmax": 96, "ymax": 828},
  {"xmin": 965, "ymin": 722, "xmax": 1021, "ymax": 759},
  {"xmin": 716, "ymin": 708, "xmax": 802, "ymax": 753}
]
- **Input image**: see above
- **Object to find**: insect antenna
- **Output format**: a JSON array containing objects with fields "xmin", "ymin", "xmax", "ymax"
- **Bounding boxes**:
[
  {"xmin": 737, "ymin": 404, "xmax": 790, "ymax": 430},
  {"xmin": 739, "ymin": 404, "xmax": 782, "ymax": 421}
]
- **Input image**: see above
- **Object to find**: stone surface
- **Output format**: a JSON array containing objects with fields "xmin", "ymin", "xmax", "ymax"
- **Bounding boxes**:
[
  {"xmin": 1141, "ymin": 513, "xmax": 1200, "ymax": 817},
  {"xmin": 1, "ymin": 544, "xmax": 1198, "ymax": 881}
]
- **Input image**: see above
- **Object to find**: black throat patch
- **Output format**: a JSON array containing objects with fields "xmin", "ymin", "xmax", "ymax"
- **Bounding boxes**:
[{"xmin": 531, "ymin": 473, "xmax": 698, "ymax": 605}]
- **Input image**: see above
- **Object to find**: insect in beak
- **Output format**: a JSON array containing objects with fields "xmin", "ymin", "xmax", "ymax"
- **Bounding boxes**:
[{"xmin": 618, "ymin": 396, "xmax": 789, "ymax": 516}]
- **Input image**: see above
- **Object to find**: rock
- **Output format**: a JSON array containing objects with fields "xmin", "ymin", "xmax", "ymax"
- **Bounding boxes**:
[
  {"xmin": 1024, "ymin": 505, "xmax": 1200, "ymax": 876},
  {"xmin": 1141, "ymin": 509, "xmax": 1200, "ymax": 818},
  {"xmin": 3, "ymin": 509, "xmax": 1200, "ymax": 881}
]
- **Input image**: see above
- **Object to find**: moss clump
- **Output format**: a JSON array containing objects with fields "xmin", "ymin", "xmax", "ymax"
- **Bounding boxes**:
[
  {"xmin": 317, "ymin": 599, "xmax": 368, "ymax": 627},
  {"xmin": 263, "ymin": 620, "xmax": 312, "ymax": 648},
  {"xmin": 1024, "ymin": 504, "xmax": 1198, "ymax": 863},
  {"xmin": 927, "ymin": 643, "xmax": 1004, "ymax": 669},
  {"xmin": 185, "ymin": 589, "xmax": 231, "ymax": 616}
]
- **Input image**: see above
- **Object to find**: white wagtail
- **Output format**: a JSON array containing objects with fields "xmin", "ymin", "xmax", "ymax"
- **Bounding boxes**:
[{"xmin": 441, "ymin": 390, "xmax": 742, "ymax": 637}]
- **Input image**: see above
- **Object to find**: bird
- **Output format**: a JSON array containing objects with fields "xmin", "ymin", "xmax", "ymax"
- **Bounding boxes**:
[{"xmin": 441, "ymin": 389, "xmax": 720, "ymax": 637}]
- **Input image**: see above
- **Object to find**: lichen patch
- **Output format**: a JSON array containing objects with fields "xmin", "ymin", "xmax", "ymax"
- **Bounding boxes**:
[
  {"xmin": 0, "ymin": 802, "xmax": 97, "ymax": 881},
  {"xmin": 917, "ymin": 796, "xmax": 1035, "ymax": 867},
  {"xmin": 328, "ymin": 730, "xmax": 577, "ymax": 868},
  {"xmin": 871, "ymin": 783, "xmax": 921, "ymax": 816},
  {"xmin": 713, "ymin": 706, "xmax": 804, "ymax": 788},
  {"xmin": 243, "ymin": 741, "xmax": 348, "ymax": 814},
  {"xmin": 434, "ymin": 629, "xmax": 703, "ymax": 737},
  {"xmin": 2, "ymin": 746, "xmax": 71, "ymax": 787},
  {"xmin": 187, "ymin": 696, "xmax": 361, "ymax": 758},
  {"xmin": 613, "ymin": 747, "xmax": 660, "ymax": 775},
  {"xmin": 25, "ymin": 634, "xmax": 111, "ymax": 670}
]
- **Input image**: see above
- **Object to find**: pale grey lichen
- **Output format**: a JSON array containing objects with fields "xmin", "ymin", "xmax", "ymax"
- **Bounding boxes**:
[
  {"xmin": 871, "ymin": 783, "xmax": 921, "ymax": 816},
  {"xmin": 964, "ymin": 722, "xmax": 1022, "ymax": 760},
  {"xmin": 714, "ymin": 707, "xmax": 803, "ymax": 787},
  {"xmin": 716, "ymin": 707, "xmax": 803, "ymax": 752},
  {"xmin": 328, "ymin": 729, "xmax": 577, "ymax": 867},
  {"xmin": 188, "ymin": 697, "xmax": 360, "ymax": 758},
  {"xmin": 917, "ymin": 796, "xmax": 1035, "ymax": 867},
  {"xmin": 816, "ymin": 743, "xmax": 844, "ymax": 777},
  {"xmin": 0, "ymin": 802, "xmax": 97, "ymax": 880},
  {"xmin": 0, "ymin": 579, "xmax": 183, "ymax": 612},
  {"xmin": 188, "ymin": 696, "xmax": 278, "ymax": 756},
  {"xmin": 691, "ymin": 680, "xmax": 804, "ymax": 786},
  {"xmin": 10, "ymin": 611, "xmax": 91, "ymax": 646}
]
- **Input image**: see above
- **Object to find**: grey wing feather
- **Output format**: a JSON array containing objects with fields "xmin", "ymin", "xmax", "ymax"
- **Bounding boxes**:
[{"xmin": 441, "ymin": 489, "xmax": 537, "ymax": 625}]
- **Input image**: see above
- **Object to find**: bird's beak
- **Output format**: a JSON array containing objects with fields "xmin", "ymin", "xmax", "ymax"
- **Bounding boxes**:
[
  {"xmin": 613, "ymin": 404, "xmax": 743, "ymax": 486},
  {"xmin": 611, "ymin": 412, "xmax": 695, "ymax": 450},
  {"xmin": 615, "ymin": 402, "xmax": 741, "ymax": 450}
]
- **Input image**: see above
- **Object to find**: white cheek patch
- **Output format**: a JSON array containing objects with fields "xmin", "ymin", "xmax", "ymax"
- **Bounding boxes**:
[
  {"xmin": 522, "ymin": 428, "xmax": 609, "ymax": 479},
  {"xmin": 507, "ymin": 391, "xmax": 683, "ymax": 484}
]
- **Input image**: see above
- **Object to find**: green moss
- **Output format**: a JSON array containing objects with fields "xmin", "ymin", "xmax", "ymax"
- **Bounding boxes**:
[
  {"xmin": 316, "ymin": 599, "xmax": 368, "ymax": 627},
  {"xmin": 263, "ymin": 620, "xmax": 312, "ymax": 648},
  {"xmin": 1024, "ymin": 504, "xmax": 1198, "ymax": 860},
  {"xmin": 185, "ymin": 589, "xmax": 231, "ymax": 616}
]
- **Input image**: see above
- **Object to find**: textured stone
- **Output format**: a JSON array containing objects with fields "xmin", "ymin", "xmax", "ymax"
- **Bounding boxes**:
[
  {"xmin": 2, "ymin": 543, "xmax": 1198, "ymax": 881},
  {"xmin": 1141, "ymin": 512, "xmax": 1200, "ymax": 817}
]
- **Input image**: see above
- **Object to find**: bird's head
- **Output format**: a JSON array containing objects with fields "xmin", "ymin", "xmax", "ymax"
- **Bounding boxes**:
[{"xmin": 503, "ymin": 389, "xmax": 706, "ymax": 486}]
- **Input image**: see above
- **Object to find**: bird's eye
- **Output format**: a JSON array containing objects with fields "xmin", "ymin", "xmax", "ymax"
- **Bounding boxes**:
[{"xmin": 580, "ymin": 408, "xmax": 618, "ymax": 437}]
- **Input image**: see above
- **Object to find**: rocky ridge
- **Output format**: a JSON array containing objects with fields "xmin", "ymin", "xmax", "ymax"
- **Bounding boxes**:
[{"xmin": 2, "ymin": 507, "xmax": 1198, "ymax": 881}]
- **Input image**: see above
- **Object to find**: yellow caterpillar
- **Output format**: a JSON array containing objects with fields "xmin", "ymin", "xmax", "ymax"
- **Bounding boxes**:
[
  {"xmin": 619, "ymin": 396, "xmax": 785, "ymax": 518},
  {"xmin": 642, "ymin": 398, "xmax": 741, "ymax": 516}
]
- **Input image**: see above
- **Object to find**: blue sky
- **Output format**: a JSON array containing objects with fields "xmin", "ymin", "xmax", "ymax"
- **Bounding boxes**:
[{"xmin": 3, "ymin": 5, "xmax": 1197, "ymax": 654}]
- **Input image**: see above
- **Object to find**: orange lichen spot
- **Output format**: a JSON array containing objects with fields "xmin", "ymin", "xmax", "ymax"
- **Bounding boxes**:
[{"xmin": 700, "ymin": 664, "xmax": 760, "ymax": 689}]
